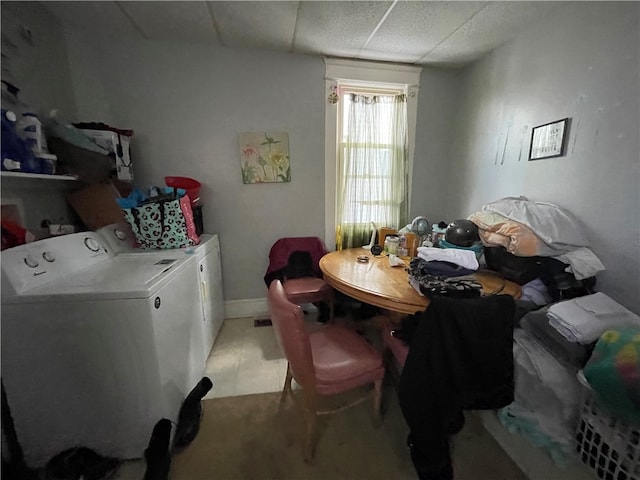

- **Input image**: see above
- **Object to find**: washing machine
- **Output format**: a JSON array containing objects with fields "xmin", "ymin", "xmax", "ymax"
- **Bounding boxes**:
[
  {"xmin": 1, "ymin": 232, "xmax": 203, "ymax": 468},
  {"xmin": 96, "ymin": 222, "xmax": 225, "ymax": 359}
]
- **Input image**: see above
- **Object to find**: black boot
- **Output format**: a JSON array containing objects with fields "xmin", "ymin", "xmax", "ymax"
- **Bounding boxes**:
[
  {"xmin": 144, "ymin": 418, "xmax": 172, "ymax": 480},
  {"xmin": 173, "ymin": 377, "xmax": 214, "ymax": 449}
]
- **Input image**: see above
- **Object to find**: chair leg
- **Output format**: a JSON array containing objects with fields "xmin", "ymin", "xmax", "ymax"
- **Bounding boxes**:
[
  {"xmin": 371, "ymin": 378, "xmax": 383, "ymax": 427},
  {"xmin": 328, "ymin": 291, "xmax": 335, "ymax": 324},
  {"xmin": 279, "ymin": 363, "xmax": 293, "ymax": 410},
  {"xmin": 302, "ymin": 389, "xmax": 317, "ymax": 462}
]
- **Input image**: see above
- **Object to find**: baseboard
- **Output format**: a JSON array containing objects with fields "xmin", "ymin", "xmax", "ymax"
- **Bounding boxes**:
[{"xmin": 224, "ymin": 298, "xmax": 268, "ymax": 319}]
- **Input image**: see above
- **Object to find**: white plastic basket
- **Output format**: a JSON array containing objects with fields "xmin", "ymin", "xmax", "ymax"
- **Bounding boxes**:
[{"xmin": 575, "ymin": 371, "xmax": 640, "ymax": 480}]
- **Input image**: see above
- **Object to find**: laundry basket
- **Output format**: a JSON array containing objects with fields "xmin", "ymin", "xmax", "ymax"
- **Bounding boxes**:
[{"xmin": 575, "ymin": 371, "xmax": 640, "ymax": 480}]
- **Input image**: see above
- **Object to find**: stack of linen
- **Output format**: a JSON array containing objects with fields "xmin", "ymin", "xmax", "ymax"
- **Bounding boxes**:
[
  {"xmin": 546, "ymin": 292, "xmax": 640, "ymax": 344},
  {"xmin": 501, "ymin": 292, "xmax": 640, "ymax": 466}
]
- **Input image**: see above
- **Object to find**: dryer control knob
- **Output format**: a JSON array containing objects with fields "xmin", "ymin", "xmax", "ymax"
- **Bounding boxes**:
[
  {"xmin": 84, "ymin": 237, "xmax": 101, "ymax": 252},
  {"xmin": 24, "ymin": 255, "xmax": 39, "ymax": 268},
  {"xmin": 42, "ymin": 251, "xmax": 55, "ymax": 263}
]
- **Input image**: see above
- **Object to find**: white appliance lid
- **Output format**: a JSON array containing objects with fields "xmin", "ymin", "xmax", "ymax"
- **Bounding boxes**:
[{"xmin": 7, "ymin": 255, "xmax": 195, "ymax": 302}]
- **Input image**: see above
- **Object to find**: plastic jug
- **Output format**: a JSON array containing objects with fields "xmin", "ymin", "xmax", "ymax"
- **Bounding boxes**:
[{"xmin": 17, "ymin": 112, "xmax": 47, "ymax": 153}]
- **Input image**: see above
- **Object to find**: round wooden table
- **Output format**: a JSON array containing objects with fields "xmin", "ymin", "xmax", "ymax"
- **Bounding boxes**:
[{"xmin": 319, "ymin": 248, "xmax": 521, "ymax": 315}]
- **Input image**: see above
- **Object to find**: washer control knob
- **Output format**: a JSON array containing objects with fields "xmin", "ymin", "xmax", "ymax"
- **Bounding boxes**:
[
  {"xmin": 84, "ymin": 237, "xmax": 101, "ymax": 252},
  {"xmin": 42, "ymin": 251, "xmax": 55, "ymax": 263},
  {"xmin": 114, "ymin": 228, "xmax": 127, "ymax": 241},
  {"xmin": 24, "ymin": 255, "xmax": 39, "ymax": 268}
]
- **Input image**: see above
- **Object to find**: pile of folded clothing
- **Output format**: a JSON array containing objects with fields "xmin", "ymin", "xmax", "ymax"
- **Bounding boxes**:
[
  {"xmin": 408, "ymin": 246, "xmax": 482, "ymax": 298},
  {"xmin": 501, "ymin": 292, "xmax": 640, "ymax": 466}
]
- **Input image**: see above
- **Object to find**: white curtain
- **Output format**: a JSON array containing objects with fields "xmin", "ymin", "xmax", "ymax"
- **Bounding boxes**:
[{"xmin": 336, "ymin": 92, "xmax": 409, "ymax": 249}]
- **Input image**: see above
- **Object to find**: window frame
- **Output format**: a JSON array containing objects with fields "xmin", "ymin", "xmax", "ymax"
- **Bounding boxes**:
[{"xmin": 324, "ymin": 58, "xmax": 422, "ymax": 250}]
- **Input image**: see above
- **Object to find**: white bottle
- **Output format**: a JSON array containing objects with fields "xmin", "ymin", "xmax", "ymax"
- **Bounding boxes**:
[
  {"xmin": 2, "ymin": 110, "xmax": 22, "ymax": 171},
  {"xmin": 16, "ymin": 112, "xmax": 47, "ymax": 153}
]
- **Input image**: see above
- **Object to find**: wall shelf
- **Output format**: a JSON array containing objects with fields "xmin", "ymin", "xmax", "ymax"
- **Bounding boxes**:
[{"xmin": 1, "ymin": 171, "xmax": 77, "ymax": 181}]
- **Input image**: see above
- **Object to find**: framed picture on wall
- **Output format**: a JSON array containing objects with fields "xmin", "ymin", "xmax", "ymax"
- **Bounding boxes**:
[
  {"xmin": 529, "ymin": 118, "xmax": 569, "ymax": 161},
  {"xmin": 238, "ymin": 132, "xmax": 291, "ymax": 184}
]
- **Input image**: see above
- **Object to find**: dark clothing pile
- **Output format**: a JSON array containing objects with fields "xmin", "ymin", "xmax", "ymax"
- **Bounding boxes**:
[{"xmin": 398, "ymin": 295, "xmax": 516, "ymax": 480}]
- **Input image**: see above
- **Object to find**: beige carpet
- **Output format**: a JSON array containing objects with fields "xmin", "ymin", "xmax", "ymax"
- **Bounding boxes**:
[{"xmin": 117, "ymin": 387, "xmax": 527, "ymax": 480}]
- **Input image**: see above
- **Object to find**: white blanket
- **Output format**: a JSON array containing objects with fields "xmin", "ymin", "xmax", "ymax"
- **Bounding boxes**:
[
  {"xmin": 483, "ymin": 196, "xmax": 590, "ymax": 250},
  {"xmin": 416, "ymin": 246, "xmax": 479, "ymax": 270},
  {"xmin": 547, "ymin": 292, "xmax": 640, "ymax": 344}
]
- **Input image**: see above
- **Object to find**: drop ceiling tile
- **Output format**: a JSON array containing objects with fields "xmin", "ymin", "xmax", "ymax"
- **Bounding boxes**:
[
  {"xmin": 36, "ymin": 0, "xmax": 573, "ymax": 68},
  {"xmin": 294, "ymin": 1, "xmax": 394, "ymax": 58},
  {"xmin": 41, "ymin": 1, "xmax": 141, "ymax": 38},
  {"xmin": 424, "ymin": 1, "xmax": 563, "ymax": 64},
  {"xmin": 118, "ymin": 1, "xmax": 219, "ymax": 44},
  {"xmin": 362, "ymin": 1, "xmax": 484, "ymax": 63},
  {"xmin": 207, "ymin": 1, "xmax": 298, "ymax": 50}
]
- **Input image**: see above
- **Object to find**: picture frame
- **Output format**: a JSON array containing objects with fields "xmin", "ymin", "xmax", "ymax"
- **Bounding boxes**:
[
  {"xmin": 528, "ymin": 118, "xmax": 569, "ymax": 161},
  {"xmin": 238, "ymin": 132, "xmax": 291, "ymax": 184}
]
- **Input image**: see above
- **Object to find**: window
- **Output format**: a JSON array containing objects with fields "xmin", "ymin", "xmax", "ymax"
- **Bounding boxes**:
[
  {"xmin": 324, "ymin": 59, "xmax": 422, "ymax": 250},
  {"xmin": 336, "ymin": 88, "xmax": 408, "ymax": 248}
]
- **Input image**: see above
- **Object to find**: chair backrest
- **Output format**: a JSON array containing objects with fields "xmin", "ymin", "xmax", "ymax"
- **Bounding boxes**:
[
  {"xmin": 264, "ymin": 237, "xmax": 328, "ymax": 287},
  {"xmin": 267, "ymin": 279, "xmax": 316, "ymax": 389}
]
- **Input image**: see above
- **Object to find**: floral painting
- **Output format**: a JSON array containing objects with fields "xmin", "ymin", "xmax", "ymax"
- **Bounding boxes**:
[{"xmin": 239, "ymin": 132, "xmax": 291, "ymax": 184}]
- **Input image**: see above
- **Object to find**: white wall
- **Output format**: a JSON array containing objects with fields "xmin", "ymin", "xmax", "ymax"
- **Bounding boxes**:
[
  {"xmin": 412, "ymin": 67, "xmax": 462, "ymax": 224},
  {"xmin": 65, "ymin": 32, "xmax": 327, "ymax": 302},
  {"xmin": 447, "ymin": 2, "xmax": 639, "ymax": 312}
]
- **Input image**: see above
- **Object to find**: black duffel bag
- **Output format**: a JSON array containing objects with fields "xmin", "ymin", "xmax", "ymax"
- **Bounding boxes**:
[{"xmin": 483, "ymin": 246, "xmax": 595, "ymax": 301}]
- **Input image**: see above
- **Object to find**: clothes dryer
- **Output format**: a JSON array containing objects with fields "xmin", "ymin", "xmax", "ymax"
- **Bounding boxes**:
[
  {"xmin": 1, "ymin": 232, "xmax": 203, "ymax": 468},
  {"xmin": 97, "ymin": 222, "xmax": 225, "ymax": 359}
]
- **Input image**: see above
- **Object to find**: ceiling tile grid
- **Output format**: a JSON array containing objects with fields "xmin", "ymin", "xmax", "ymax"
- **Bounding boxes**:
[
  {"xmin": 363, "ymin": 1, "xmax": 485, "ymax": 62},
  {"xmin": 293, "ymin": 1, "xmax": 395, "ymax": 58},
  {"xmin": 38, "ymin": 0, "xmax": 568, "ymax": 67},
  {"xmin": 209, "ymin": 1, "xmax": 298, "ymax": 51}
]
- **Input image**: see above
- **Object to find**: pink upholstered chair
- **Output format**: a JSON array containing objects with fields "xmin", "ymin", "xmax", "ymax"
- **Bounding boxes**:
[
  {"xmin": 267, "ymin": 279, "xmax": 385, "ymax": 461},
  {"xmin": 264, "ymin": 237, "xmax": 334, "ymax": 323}
]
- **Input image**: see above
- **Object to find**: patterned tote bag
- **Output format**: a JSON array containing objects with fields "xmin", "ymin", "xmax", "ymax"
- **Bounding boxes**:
[{"xmin": 123, "ymin": 194, "xmax": 199, "ymax": 249}]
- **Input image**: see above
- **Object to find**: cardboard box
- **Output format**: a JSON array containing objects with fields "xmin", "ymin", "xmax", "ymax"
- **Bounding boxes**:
[
  {"xmin": 378, "ymin": 227, "xmax": 397, "ymax": 247},
  {"xmin": 67, "ymin": 181, "xmax": 125, "ymax": 230}
]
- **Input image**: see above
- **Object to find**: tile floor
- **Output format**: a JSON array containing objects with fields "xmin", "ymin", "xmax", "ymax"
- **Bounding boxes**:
[{"xmin": 203, "ymin": 315, "xmax": 289, "ymax": 400}]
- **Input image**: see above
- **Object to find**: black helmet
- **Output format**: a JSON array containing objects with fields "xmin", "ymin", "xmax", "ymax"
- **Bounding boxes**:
[{"xmin": 445, "ymin": 219, "xmax": 480, "ymax": 247}]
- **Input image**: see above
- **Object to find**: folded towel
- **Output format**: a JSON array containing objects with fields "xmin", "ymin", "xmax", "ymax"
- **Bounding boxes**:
[
  {"xmin": 416, "ymin": 246, "xmax": 479, "ymax": 270},
  {"xmin": 547, "ymin": 292, "xmax": 640, "ymax": 344}
]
